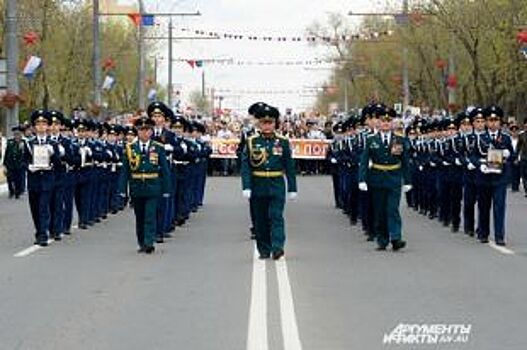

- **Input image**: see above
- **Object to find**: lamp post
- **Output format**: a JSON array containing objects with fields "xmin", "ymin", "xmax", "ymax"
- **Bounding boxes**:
[{"xmin": 4, "ymin": 0, "xmax": 19, "ymax": 137}]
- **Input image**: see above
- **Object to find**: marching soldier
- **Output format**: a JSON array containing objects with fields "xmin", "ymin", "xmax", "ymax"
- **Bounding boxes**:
[
  {"xmin": 241, "ymin": 103, "xmax": 264, "ymax": 239},
  {"xmin": 241, "ymin": 104, "xmax": 297, "ymax": 260},
  {"xmin": 474, "ymin": 105, "xmax": 514, "ymax": 245},
  {"xmin": 3, "ymin": 126, "xmax": 28, "ymax": 199},
  {"xmin": 119, "ymin": 116, "xmax": 171, "ymax": 254},
  {"xmin": 23, "ymin": 110, "xmax": 61, "ymax": 246},
  {"xmin": 463, "ymin": 108, "xmax": 486, "ymax": 236},
  {"xmin": 148, "ymin": 101, "xmax": 175, "ymax": 243},
  {"xmin": 518, "ymin": 118, "xmax": 527, "ymax": 196},
  {"xmin": 358, "ymin": 105, "xmax": 411, "ymax": 251}
]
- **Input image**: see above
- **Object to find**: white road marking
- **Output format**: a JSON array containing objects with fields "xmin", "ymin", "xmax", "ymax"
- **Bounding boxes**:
[
  {"xmin": 247, "ymin": 248, "xmax": 268, "ymax": 350},
  {"xmin": 488, "ymin": 241, "xmax": 515, "ymax": 255},
  {"xmin": 276, "ymin": 257, "xmax": 303, "ymax": 350},
  {"xmin": 14, "ymin": 239, "xmax": 54, "ymax": 258}
]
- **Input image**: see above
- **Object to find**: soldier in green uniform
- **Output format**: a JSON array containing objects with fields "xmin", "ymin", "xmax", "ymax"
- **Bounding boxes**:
[
  {"xmin": 241, "ymin": 104, "xmax": 297, "ymax": 260},
  {"xmin": 119, "ymin": 117, "xmax": 171, "ymax": 254},
  {"xmin": 4, "ymin": 126, "xmax": 28, "ymax": 199},
  {"xmin": 358, "ymin": 105, "xmax": 412, "ymax": 251}
]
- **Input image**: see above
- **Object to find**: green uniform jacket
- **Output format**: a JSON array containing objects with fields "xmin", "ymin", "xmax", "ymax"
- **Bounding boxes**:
[
  {"xmin": 241, "ymin": 133, "xmax": 297, "ymax": 197},
  {"xmin": 119, "ymin": 140, "xmax": 171, "ymax": 198},
  {"xmin": 358, "ymin": 133, "xmax": 411, "ymax": 188},
  {"xmin": 4, "ymin": 139, "xmax": 27, "ymax": 171}
]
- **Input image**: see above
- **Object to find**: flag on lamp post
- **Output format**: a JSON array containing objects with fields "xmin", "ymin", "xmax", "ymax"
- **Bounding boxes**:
[
  {"xmin": 22, "ymin": 56, "xmax": 42, "ymax": 79},
  {"xmin": 102, "ymin": 74, "xmax": 116, "ymax": 91}
]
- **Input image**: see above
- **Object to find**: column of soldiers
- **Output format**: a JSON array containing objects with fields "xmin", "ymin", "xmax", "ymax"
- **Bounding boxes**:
[
  {"xmin": 329, "ymin": 103, "xmax": 520, "ymax": 250},
  {"xmin": 3, "ymin": 101, "xmax": 211, "ymax": 252}
]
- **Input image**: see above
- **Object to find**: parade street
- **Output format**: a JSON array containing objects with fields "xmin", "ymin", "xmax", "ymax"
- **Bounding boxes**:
[{"xmin": 0, "ymin": 176, "xmax": 525, "ymax": 350}]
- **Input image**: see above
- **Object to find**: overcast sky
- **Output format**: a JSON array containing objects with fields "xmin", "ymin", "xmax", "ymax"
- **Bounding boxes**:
[{"xmin": 118, "ymin": 0, "xmax": 387, "ymax": 113}]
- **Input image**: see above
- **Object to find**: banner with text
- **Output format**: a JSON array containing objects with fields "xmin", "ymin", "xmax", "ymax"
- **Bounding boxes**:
[{"xmin": 209, "ymin": 138, "xmax": 330, "ymax": 160}]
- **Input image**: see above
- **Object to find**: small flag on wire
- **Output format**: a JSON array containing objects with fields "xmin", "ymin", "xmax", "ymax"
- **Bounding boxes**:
[
  {"xmin": 102, "ymin": 75, "xmax": 116, "ymax": 91},
  {"xmin": 22, "ymin": 56, "xmax": 42, "ymax": 79},
  {"xmin": 127, "ymin": 13, "xmax": 155, "ymax": 26}
]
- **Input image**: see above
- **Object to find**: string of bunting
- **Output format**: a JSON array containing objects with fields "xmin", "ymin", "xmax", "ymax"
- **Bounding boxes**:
[
  {"xmin": 177, "ymin": 27, "xmax": 395, "ymax": 43},
  {"xmin": 214, "ymin": 87, "xmax": 330, "ymax": 95},
  {"xmin": 174, "ymin": 58, "xmax": 340, "ymax": 67}
]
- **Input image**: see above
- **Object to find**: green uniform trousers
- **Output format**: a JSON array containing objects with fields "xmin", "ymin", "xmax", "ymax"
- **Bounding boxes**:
[
  {"xmin": 371, "ymin": 186, "xmax": 402, "ymax": 248},
  {"xmin": 132, "ymin": 196, "xmax": 158, "ymax": 248},
  {"xmin": 251, "ymin": 194, "xmax": 285, "ymax": 255}
]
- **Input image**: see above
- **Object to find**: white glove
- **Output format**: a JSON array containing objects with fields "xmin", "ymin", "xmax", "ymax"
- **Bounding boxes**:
[
  {"xmin": 164, "ymin": 144, "xmax": 174, "ymax": 152},
  {"xmin": 81, "ymin": 146, "xmax": 92, "ymax": 157},
  {"xmin": 330, "ymin": 158, "xmax": 337, "ymax": 164},
  {"xmin": 503, "ymin": 149, "xmax": 510, "ymax": 159},
  {"xmin": 288, "ymin": 192, "xmax": 298, "ymax": 201},
  {"xmin": 46, "ymin": 144, "xmax": 54, "ymax": 155},
  {"xmin": 480, "ymin": 164, "xmax": 489, "ymax": 174},
  {"xmin": 162, "ymin": 193, "xmax": 170, "ymax": 198},
  {"xmin": 105, "ymin": 149, "xmax": 113, "ymax": 157},
  {"xmin": 180, "ymin": 142, "xmax": 188, "ymax": 153},
  {"xmin": 430, "ymin": 162, "xmax": 437, "ymax": 167},
  {"xmin": 242, "ymin": 190, "xmax": 251, "ymax": 199},
  {"xmin": 419, "ymin": 165, "xmax": 424, "ymax": 171},
  {"xmin": 119, "ymin": 193, "xmax": 126, "ymax": 198},
  {"xmin": 58, "ymin": 144, "xmax": 66, "ymax": 157},
  {"xmin": 455, "ymin": 158, "xmax": 462, "ymax": 166},
  {"xmin": 358, "ymin": 182, "xmax": 368, "ymax": 192},
  {"xmin": 368, "ymin": 160, "xmax": 373, "ymax": 169},
  {"xmin": 403, "ymin": 184, "xmax": 413, "ymax": 193},
  {"xmin": 442, "ymin": 161, "xmax": 450, "ymax": 166},
  {"xmin": 467, "ymin": 162, "xmax": 476, "ymax": 171}
]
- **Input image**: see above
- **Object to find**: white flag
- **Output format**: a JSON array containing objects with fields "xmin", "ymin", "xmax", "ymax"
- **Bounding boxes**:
[
  {"xmin": 23, "ymin": 56, "xmax": 42, "ymax": 78},
  {"xmin": 102, "ymin": 75, "xmax": 116, "ymax": 91}
]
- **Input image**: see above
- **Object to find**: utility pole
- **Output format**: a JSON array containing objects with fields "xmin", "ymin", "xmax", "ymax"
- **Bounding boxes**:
[
  {"xmin": 201, "ymin": 70, "xmax": 205, "ymax": 98},
  {"xmin": 138, "ymin": 0, "xmax": 146, "ymax": 110},
  {"xmin": 93, "ymin": 0, "xmax": 102, "ymax": 107},
  {"xmin": 448, "ymin": 34, "xmax": 456, "ymax": 113},
  {"xmin": 402, "ymin": 0, "xmax": 410, "ymax": 111},
  {"xmin": 5, "ymin": 0, "xmax": 19, "ymax": 137},
  {"xmin": 168, "ymin": 16, "xmax": 174, "ymax": 108}
]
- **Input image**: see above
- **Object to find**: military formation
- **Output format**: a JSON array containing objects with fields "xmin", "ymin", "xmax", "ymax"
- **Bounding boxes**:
[
  {"xmin": 3, "ymin": 101, "xmax": 211, "ymax": 253},
  {"xmin": 328, "ymin": 103, "xmax": 524, "ymax": 250}
]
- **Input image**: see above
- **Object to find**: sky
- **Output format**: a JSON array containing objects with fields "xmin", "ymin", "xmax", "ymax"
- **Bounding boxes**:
[{"xmin": 115, "ymin": 0, "xmax": 387, "ymax": 114}]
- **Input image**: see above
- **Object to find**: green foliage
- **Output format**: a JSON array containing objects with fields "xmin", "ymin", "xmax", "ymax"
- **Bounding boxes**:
[
  {"xmin": 310, "ymin": 0, "xmax": 527, "ymax": 116},
  {"xmin": 1, "ymin": 0, "xmax": 157, "ymax": 116}
]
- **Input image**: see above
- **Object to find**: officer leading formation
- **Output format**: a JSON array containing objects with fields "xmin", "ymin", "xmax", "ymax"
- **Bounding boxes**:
[
  {"xmin": 241, "ymin": 102, "xmax": 297, "ymax": 260},
  {"xmin": 329, "ymin": 102, "xmax": 520, "ymax": 250},
  {"xmin": 5, "ymin": 102, "xmax": 211, "ymax": 252}
]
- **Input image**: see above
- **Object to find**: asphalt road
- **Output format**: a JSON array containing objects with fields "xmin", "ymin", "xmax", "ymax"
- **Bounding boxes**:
[{"xmin": 1, "ymin": 176, "xmax": 526, "ymax": 350}]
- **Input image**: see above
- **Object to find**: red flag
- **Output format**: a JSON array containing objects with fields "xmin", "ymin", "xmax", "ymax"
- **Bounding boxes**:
[
  {"xmin": 186, "ymin": 60, "xmax": 196, "ymax": 69},
  {"xmin": 128, "ymin": 13, "xmax": 141, "ymax": 26}
]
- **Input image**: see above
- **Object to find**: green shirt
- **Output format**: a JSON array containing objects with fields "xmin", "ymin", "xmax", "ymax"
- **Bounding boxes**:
[
  {"xmin": 119, "ymin": 140, "xmax": 171, "ymax": 198},
  {"xmin": 358, "ymin": 133, "xmax": 411, "ymax": 188},
  {"xmin": 241, "ymin": 133, "xmax": 297, "ymax": 197}
]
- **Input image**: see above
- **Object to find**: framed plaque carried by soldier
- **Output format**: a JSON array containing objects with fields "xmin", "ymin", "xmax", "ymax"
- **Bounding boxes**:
[
  {"xmin": 30, "ymin": 145, "xmax": 51, "ymax": 171},
  {"xmin": 487, "ymin": 149, "xmax": 504, "ymax": 174}
]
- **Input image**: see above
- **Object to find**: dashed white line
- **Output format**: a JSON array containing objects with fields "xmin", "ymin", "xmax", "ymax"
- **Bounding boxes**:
[
  {"xmin": 247, "ymin": 248, "xmax": 268, "ymax": 350},
  {"xmin": 488, "ymin": 241, "xmax": 515, "ymax": 255},
  {"xmin": 276, "ymin": 258, "xmax": 303, "ymax": 350},
  {"xmin": 14, "ymin": 239, "xmax": 54, "ymax": 258}
]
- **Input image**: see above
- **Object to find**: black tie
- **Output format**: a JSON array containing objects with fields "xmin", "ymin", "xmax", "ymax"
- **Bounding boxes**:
[
  {"xmin": 492, "ymin": 134, "xmax": 496, "ymax": 142},
  {"xmin": 142, "ymin": 144, "xmax": 147, "ymax": 155},
  {"xmin": 383, "ymin": 135, "xmax": 388, "ymax": 147}
]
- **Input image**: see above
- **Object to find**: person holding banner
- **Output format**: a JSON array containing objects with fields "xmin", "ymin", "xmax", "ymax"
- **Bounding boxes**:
[{"xmin": 241, "ymin": 104, "xmax": 297, "ymax": 260}]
